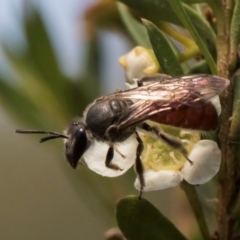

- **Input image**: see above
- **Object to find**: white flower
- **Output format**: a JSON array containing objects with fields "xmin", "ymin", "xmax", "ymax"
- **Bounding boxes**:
[
  {"xmin": 119, "ymin": 46, "xmax": 160, "ymax": 88},
  {"xmin": 181, "ymin": 140, "xmax": 221, "ymax": 185},
  {"xmin": 83, "ymin": 135, "xmax": 138, "ymax": 177},
  {"xmin": 134, "ymin": 137, "xmax": 221, "ymax": 192},
  {"xmin": 82, "ymin": 48, "xmax": 222, "ymax": 192},
  {"xmin": 82, "ymin": 124, "xmax": 221, "ymax": 193}
]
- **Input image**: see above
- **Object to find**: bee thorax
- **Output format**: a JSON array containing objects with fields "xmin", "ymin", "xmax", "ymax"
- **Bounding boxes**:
[{"xmin": 85, "ymin": 99, "xmax": 134, "ymax": 141}]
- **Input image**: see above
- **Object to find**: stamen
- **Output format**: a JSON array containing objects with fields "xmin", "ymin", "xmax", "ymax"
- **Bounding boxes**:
[
  {"xmin": 114, "ymin": 146, "xmax": 126, "ymax": 159},
  {"xmin": 169, "ymin": 151, "xmax": 179, "ymax": 163},
  {"xmin": 179, "ymin": 130, "xmax": 192, "ymax": 137}
]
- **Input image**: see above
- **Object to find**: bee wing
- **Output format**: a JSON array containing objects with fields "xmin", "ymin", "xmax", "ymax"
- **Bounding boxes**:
[
  {"xmin": 105, "ymin": 74, "xmax": 229, "ymax": 104},
  {"xmin": 109, "ymin": 74, "xmax": 229, "ymax": 130},
  {"xmin": 116, "ymin": 100, "xmax": 172, "ymax": 129}
]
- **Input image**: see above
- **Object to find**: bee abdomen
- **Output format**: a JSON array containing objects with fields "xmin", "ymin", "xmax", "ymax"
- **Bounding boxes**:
[{"xmin": 149, "ymin": 102, "xmax": 218, "ymax": 131}]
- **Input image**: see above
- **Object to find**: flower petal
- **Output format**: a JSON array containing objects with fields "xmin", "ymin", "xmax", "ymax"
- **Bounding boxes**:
[
  {"xmin": 134, "ymin": 170, "xmax": 183, "ymax": 192},
  {"xmin": 182, "ymin": 140, "xmax": 221, "ymax": 185},
  {"xmin": 118, "ymin": 46, "xmax": 159, "ymax": 88},
  {"xmin": 209, "ymin": 96, "xmax": 221, "ymax": 116},
  {"xmin": 83, "ymin": 136, "xmax": 137, "ymax": 177}
]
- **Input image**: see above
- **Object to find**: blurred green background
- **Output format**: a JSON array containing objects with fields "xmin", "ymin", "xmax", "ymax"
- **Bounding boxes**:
[{"xmin": 0, "ymin": 0, "xmax": 215, "ymax": 239}]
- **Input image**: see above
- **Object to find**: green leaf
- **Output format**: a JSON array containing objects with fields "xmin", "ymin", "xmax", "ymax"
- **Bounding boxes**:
[
  {"xmin": 143, "ymin": 19, "xmax": 183, "ymax": 76},
  {"xmin": 0, "ymin": 80, "xmax": 45, "ymax": 128},
  {"xmin": 229, "ymin": 71, "xmax": 240, "ymax": 142},
  {"xmin": 24, "ymin": 10, "xmax": 99, "ymax": 116},
  {"xmin": 24, "ymin": 10, "xmax": 66, "ymax": 90},
  {"xmin": 229, "ymin": 0, "xmax": 240, "ymax": 71},
  {"xmin": 186, "ymin": 60, "xmax": 210, "ymax": 74},
  {"xmin": 117, "ymin": 2, "xmax": 151, "ymax": 48},
  {"xmin": 182, "ymin": 0, "xmax": 204, "ymax": 3},
  {"xmin": 3, "ymin": 48, "xmax": 70, "ymax": 126},
  {"xmin": 181, "ymin": 181, "xmax": 211, "ymax": 240},
  {"xmin": 118, "ymin": 0, "xmax": 216, "ymax": 46},
  {"xmin": 167, "ymin": 0, "xmax": 218, "ymax": 74},
  {"xmin": 116, "ymin": 196, "xmax": 187, "ymax": 240}
]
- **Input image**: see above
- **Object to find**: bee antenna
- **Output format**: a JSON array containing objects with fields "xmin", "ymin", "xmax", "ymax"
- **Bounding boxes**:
[
  {"xmin": 15, "ymin": 129, "xmax": 68, "ymax": 143},
  {"xmin": 39, "ymin": 135, "xmax": 68, "ymax": 143}
]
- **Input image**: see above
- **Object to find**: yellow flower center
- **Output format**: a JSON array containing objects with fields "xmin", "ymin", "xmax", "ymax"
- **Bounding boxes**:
[{"xmin": 138, "ymin": 125, "xmax": 200, "ymax": 171}]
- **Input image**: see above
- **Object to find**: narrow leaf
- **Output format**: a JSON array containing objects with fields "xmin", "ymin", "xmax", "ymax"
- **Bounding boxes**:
[
  {"xmin": 24, "ymin": 10, "xmax": 66, "ymax": 89},
  {"xmin": 182, "ymin": 0, "xmax": 204, "ymax": 2},
  {"xmin": 229, "ymin": 70, "xmax": 240, "ymax": 142},
  {"xmin": 0, "ymin": 80, "xmax": 45, "ymax": 128},
  {"xmin": 116, "ymin": 196, "xmax": 187, "ymax": 240},
  {"xmin": 24, "ymin": 10, "xmax": 96, "ymax": 116},
  {"xmin": 117, "ymin": 2, "xmax": 151, "ymax": 48},
  {"xmin": 181, "ymin": 181, "xmax": 211, "ymax": 240},
  {"xmin": 167, "ymin": 0, "xmax": 218, "ymax": 74},
  {"xmin": 118, "ymin": 0, "xmax": 216, "ymax": 46},
  {"xmin": 186, "ymin": 60, "xmax": 210, "ymax": 74},
  {"xmin": 143, "ymin": 19, "xmax": 183, "ymax": 76},
  {"xmin": 4, "ymin": 48, "xmax": 70, "ymax": 125},
  {"xmin": 229, "ymin": 0, "xmax": 240, "ymax": 71}
]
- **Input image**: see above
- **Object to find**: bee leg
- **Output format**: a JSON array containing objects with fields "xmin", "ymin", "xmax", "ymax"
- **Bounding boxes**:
[
  {"xmin": 140, "ymin": 123, "xmax": 192, "ymax": 164},
  {"xmin": 158, "ymin": 131, "xmax": 193, "ymax": 165},
  {"xmin": 105, "ymin": 145, "xmax": 123, "ymax": 171},
  {"xmin": 135, "ymin": 132, "xmax": 145, "ymax": 199},
  {"xmin": 113, "ymin": 146, "xmax": 126, "ymax": 159}
]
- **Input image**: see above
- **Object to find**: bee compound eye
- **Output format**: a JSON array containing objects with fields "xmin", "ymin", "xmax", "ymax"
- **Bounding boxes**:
[{"xmin": 65, "ymin": 128, "xmax": 88, "ymax": 169}]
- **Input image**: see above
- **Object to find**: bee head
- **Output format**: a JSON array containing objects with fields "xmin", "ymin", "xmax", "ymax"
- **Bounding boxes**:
[
  {"xmin": 15, "ymin": 120, "xmax": 90, "ymax": 169},
  {"xmin": 63, "ymin": 121, "xmax": 89, "ymax": 169}
]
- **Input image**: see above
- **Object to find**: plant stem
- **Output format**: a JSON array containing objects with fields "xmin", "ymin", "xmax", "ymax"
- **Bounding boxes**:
[
  {"xmin": 178, "ymin": 45, "xmax": 200, "ymax": 62},
  {"xmin": 181, "ymin": 181, "xmax": 211, "ymax": 240},
  {"xmin": 158, "ymin": 22, "xmax": 195, "ymax": 48},
  {"xmin": 215, "ymin": 1, "xmax": 238, "ymax": 240}
]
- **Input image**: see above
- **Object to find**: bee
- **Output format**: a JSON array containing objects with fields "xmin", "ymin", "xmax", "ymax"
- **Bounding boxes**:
[{"xmin": 16, "ymin": 74, "xmax": 229, "ymax": 195}]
